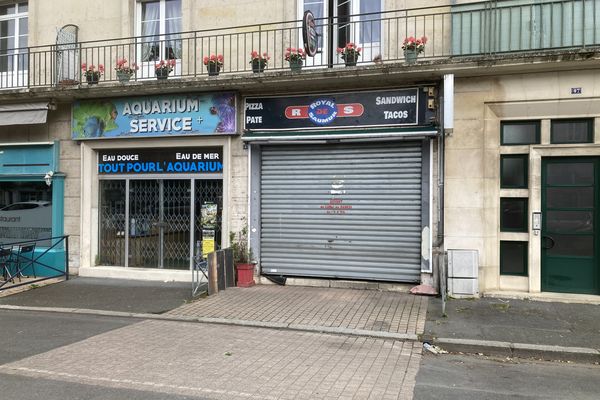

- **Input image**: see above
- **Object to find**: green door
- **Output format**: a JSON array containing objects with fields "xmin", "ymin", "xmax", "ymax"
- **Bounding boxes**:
[{"xmin": 541, "ymin": 157, "xmax": 599, "ymax": 294}]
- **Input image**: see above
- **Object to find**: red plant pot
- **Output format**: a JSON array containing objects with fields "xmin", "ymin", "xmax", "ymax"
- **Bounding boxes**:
[{"xmin": 236, "ymin": 263, "xmax": 255, "ymax": 287}]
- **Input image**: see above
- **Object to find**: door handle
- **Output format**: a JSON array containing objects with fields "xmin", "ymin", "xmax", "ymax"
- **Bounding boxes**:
[{"xmin": 541, "ymin": 235, "xmax": 555, "ymax": 249}]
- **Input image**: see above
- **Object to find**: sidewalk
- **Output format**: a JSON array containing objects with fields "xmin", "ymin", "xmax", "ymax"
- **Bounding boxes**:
[
  {"xmin": 169, "ymin": 285, "xmax": 429, "ymax": 339},
  {"xmin": 0, "ymin": 276, "xmax": 192, "ymax": 314},
  {"xmin": 1, "ymin": 277, "xmax": 598, "ymax": 363},
  {"xmin": 424, "ymin": 297, "xmax": 600, "ymax": 363}
]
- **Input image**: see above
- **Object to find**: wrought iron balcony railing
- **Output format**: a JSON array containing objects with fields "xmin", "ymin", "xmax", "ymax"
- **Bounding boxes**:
[{"xmin": 0, "ymin": 0, "xmax": 597, "ymax": 90}]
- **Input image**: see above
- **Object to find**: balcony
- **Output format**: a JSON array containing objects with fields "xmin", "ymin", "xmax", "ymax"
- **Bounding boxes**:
[{"xmin": 0, "ymin": 0, "xmax": 599, "ymax": 92}]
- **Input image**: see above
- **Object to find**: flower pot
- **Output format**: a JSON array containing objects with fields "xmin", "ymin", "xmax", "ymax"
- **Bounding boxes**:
[
  {"xmin": 207, "ymin": 63, "xmax": 221, "ymax": 76},
  {"xmin": 155, "ymin": 69, "xmax": 170, "ymax": 80},
  {"xmin": 404, "ymin": 49, "xmax": 418, "ymax": 65},
  {"xmin": 235, "ymin": 263, "xmax": 255, "ymax": 287},
  {"xmin": 251, "ymin": 59, "xmax": 266, "ymax": 73},
  {"xmin": 289, "ymin": 59, "xmax": 303, "ymax": 72},
  {"xmin": 116, "ymin": 71, "xmax": 131, "ymax": 83},
  {"xmin": 86, "ymin": 74, "xmax": 99, "ymax": 85},
  {"xmin": 344, "ymin": 55, "xmax": 358, "ymax": 67}
]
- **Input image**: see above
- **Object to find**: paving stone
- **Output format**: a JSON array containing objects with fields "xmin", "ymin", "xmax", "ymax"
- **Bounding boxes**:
[
  {"xmin": 169, "ymin": 286, "xmax": 428, "ymax": 336},
  {"xmin": 0, "ymin": 320, "xmax": 421, "ymax": 400}
]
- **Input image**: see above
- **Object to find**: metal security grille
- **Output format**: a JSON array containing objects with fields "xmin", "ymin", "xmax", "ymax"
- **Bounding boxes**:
[
  {"xmin": 99, "ymin": 180, "xmax": 126, "ymax": 265},
  {"xmin": 128, "ymin": 180, "xmax": 160, "ymax": 268},
  {"xmin": 162, "ymin": 180, "xmax": 191, "ymax": 269},
  {"xmin": 260, "ymin": 142, "xmax": 423, "ymax": 282},
  {"xmin": 194, "ymin": 180, "xmax": 223, "ymax": 251},
  {"xmin": 99, "ymin": 178, "xmax": 223, "ymax": 269}
]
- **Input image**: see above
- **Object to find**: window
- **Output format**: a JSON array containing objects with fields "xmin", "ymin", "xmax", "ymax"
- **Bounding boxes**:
[
  {"xmin": 500, "ymin": 241, "xmax": 528, "ymax": 276},
  {"xmin": 551, "ymin": 119, "xmax": 593, "ymax": 144},
  {"xmin": 299, "ymin": 1, "xmax": 382, "ymax": 64},
  {"xmin": 501, "ymin": 121, "xmax": 540, "ymax": 145},
  {"xmin": 139, "ymin": 0, "xmax": 181, "ymax": 62},
  {"xmin": 500, "ymin": 198, "xmax": 528, "ymax": 232},
  {"xmin": 302, "ymin": 0, "xmax": 325, "ymax": 49},
  {"xmin": 0, "ymin": 2, "xmax": 27, "ymax": 74},
  {"xmin": 359, "ymin": 1, "xmax": 381, "ymax": 44},
  {"xmin": 500, "ymin": 154, "xmax": 528, "ymax": 189},
  {"xmin": 0, "ymin": 181, "xmax": 51, "ymax": 243}
]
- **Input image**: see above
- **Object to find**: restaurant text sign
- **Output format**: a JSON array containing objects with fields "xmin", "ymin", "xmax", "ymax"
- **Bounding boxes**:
[{"xmin": 244, "ymin": 89, "xmax": 422, "ymax": 131}]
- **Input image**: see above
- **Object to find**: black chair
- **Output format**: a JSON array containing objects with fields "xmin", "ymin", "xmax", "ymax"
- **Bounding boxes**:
[
  {"xmin": 15, "ymin": 244, "xmax": 36, "ymax": 279},
  {"xmin": 0, "ymin": 247, "xmax": 15, "ymax": 283}
]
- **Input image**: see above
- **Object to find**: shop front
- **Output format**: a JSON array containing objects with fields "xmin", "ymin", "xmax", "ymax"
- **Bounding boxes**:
[
  {"xmin": 244, "ymin": 88, "xmax": 439, "ymax": 283},
  {"xmin": 74, "ymin": 92, "xmax": 236, "ymax": 277},
  {"xmin": 0, "ymin": 141, "xmax": 66, "ymax": 276}
]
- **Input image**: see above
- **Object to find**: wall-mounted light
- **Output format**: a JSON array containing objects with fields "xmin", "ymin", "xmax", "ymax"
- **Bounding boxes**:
[{"xmin": 44, "ymin": 171, "xmax": 54, "ymax": 186}]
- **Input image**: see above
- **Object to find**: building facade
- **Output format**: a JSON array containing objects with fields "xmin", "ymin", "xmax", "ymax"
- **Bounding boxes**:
[{"xmin": 0, "ymin": 0, "xmax": 598, "ymax": 299}]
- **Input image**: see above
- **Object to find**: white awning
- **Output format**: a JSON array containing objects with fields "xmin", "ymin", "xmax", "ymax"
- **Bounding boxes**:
[{"xmin": 0, "ymin": 102, "xmax": 49, "ymax": 126}]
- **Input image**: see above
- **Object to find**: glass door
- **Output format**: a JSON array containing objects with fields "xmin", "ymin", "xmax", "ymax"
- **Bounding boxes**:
[
  {"xmin": 137, "ymin": 0, "xmax": 182, "ymax": 79},
  {"xmin": 541, "ymin": 157, "xmax": 599, "ymax": 294},
  {"xmin": 128, "ymin": 180, "xmax": 160, "ymax": 268},
  {"xmin": 299, "ymin": 0, "xmax": 381, "ymax": 67},
  {"xmin": 99, "ymin": 178, "xmax": 222, "ymax": 269}
]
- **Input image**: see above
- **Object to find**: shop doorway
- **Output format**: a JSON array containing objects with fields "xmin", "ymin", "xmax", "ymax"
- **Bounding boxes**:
[
  {"xmin": 99, "ymin": 178, "xmax": 222, "ymax": 269},
  {"xmin": 541, "ymin": 157, "xmax": 599, "ymax": 294}
]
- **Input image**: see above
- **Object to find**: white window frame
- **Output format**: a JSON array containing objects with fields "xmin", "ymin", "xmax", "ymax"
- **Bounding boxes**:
[
  {"xmin": 0, "ymin": 2, "xmax": 28, "ymax": 88},
  {"xmin": 297, "ymin": 0, "xmax": 383, "ymax": 67},
  {"xmin": 135, "ymin": 0, "xmax": 182, "ymax": 78}
]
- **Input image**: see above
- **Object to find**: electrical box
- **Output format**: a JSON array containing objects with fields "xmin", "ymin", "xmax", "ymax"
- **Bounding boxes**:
[{"xmin": 447, "ymin": 249, "xmax": 479, "ymax": 298}]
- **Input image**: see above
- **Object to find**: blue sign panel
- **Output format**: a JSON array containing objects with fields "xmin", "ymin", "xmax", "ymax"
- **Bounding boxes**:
[
  {"xmin": 72, "ymin": 93, "xmax": 236, "ymax": 140},
  {"xmin": 98, "ymin": 147, "xmax": 223, "ymax": 175}
]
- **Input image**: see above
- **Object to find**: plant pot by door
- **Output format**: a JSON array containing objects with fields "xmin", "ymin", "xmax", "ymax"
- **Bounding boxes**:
[
  {"xmin": 207, "ymin": 64, "xmax": 221, "ymax": 76},
  {"xmin": 236, "ymin": 263, "xmax": 255, "ymax": 287},
  {"xmin": 404, "ymin": 49, "xmax": 418, "ymax": 65},
  {"xmin": 289, "ymin": 59, "xmax": 303, "ymax": 72},
  {"xmin": 252, "ymin": 59, "xmax": 266, "ymax": 73},
  {"xmin": 86, "ymin": 74, "xmax": 99, "ymax": 85},
  {"xmin": 116, "ymin": 71, "xmax": 131, "ymax": 83},
  {"xmin": 155, "ymin": 70, "xmax": 169, "ymax": 80}
]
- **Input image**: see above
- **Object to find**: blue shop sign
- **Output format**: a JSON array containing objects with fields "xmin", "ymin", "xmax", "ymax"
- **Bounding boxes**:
[
  {"xmin": 98, "ymin": 147, "xmax": 223, "ymax": 175},
  {"xmin": 73, "ymin": 93, "xmax": 237, "ymax": 140}
]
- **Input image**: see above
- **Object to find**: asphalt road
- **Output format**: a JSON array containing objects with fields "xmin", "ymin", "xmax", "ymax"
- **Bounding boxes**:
[
  {"xmin": 415, "ymin": 352, "xmax": 600, "ymax": 400},
  {"xmin": 2, "ymin": 309, "xmax": 599, "ymax": 400}
]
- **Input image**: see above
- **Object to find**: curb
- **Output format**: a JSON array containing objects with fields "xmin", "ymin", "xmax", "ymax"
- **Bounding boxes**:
[
  {"xmin": 433, "ymin": 337, "xmax": 600, "ymax": 364},
  {"xmin": 0, "ymin": 305, "xmax": 418, "ymax": 342},
  {"xmin": 2, "ymin": 305, "xmax": 597, "ymax": 363}
]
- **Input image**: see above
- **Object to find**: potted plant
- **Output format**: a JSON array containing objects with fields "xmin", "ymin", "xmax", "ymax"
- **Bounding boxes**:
[
  {"xmin": 230, "ymin": 226, "xmax": 255, "ymax": 287},
  {"xmin": 155, "ymin": 59, "xmax": 176, "ymax": 80},
  {"xmin": 402, "ymin": 36, "xmax": 427, "ymax": 65},
  {"xmin": 115, "ymin": 58, "xmax": 139, "ymax": 83},
  {"xmin": 203, "ymin": 54, "xmax": 224, "ymax": 76},
  {"xmin": 284, "ymin": 47, "xmax": 305, "ymax": 72},
  {"xmin": 250, "ymin": 51, "xmax": 270, "ymax": 73},
  {"xmin": 81, "ymin": 63, "xmax": 104, "ymax": 85},
  {"xmin": 337, "ymin": 42, "xmax": 362, "ymax": 67}
]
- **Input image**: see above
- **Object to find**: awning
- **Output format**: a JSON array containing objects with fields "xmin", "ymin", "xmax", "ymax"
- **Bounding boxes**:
[
  {"xmin": 0, "ymin": 102, "xmax": 49, "ymax": 126},
  {"xmin": 242, "ymin": 126, "xmax": 439, "ymax": 142}
]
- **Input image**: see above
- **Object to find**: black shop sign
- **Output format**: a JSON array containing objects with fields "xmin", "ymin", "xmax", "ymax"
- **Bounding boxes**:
[
  {"xmin": 98, "ymin": 147, "xmax": 223, "ymax": 175},
  {"xmin": 244, "ymin": 88, "xmax": 424, "ymax": 131}
]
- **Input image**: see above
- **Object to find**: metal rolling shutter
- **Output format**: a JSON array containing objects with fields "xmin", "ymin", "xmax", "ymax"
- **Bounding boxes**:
[{"xmin": 260, "ymin": 142, "xmax": 422, "ymax": 282}]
